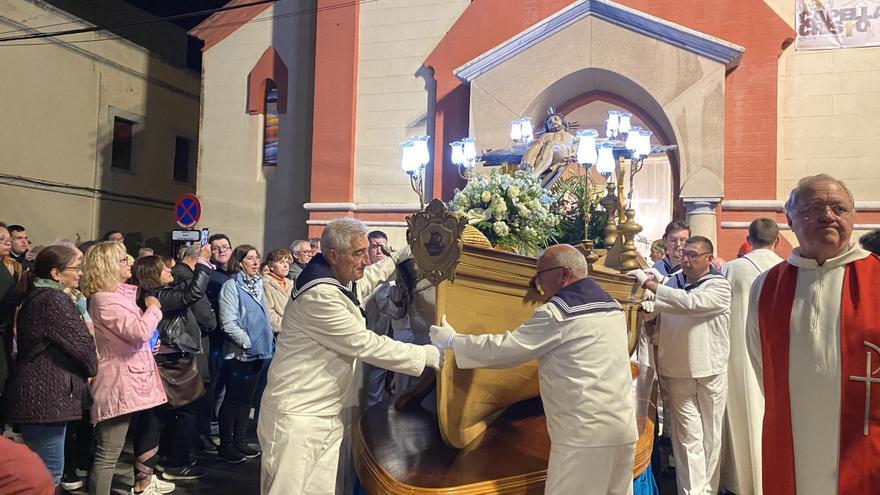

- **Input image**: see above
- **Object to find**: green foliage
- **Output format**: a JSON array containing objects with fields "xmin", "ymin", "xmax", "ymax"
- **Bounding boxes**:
[{"xmin": 550, "ymin": 172, "xmax": 609, "ymax": 247}]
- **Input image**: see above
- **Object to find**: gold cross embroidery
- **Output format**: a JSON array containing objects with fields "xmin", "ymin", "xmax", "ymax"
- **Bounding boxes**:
[{"xmin": 849, "ymin": 341, "xmax": 880, "ymax": 436}]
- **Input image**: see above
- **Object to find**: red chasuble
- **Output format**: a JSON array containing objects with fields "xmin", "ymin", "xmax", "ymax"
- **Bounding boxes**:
[{"xmin": 758, "ymin": 254, "xmax": 880, "ymax": 494}]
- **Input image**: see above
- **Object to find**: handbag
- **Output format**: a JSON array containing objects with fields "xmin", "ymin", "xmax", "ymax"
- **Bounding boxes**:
[{"xmin": 155, "ymin": 352, "xmax": 205, "ymax": 408}]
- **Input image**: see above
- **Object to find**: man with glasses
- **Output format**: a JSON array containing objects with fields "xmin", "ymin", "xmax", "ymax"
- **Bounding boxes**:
[
  {"xmin": 746, "ymin": 174, "xmax": 880, "ymax": 494},
  {"xmin": 199, "ymin": 233, "xmax": 233, "ymax": 453},
  {"xmin": 429, "ymin": 244, "xmax": 637, "ymax": 495},
  {"xmin": 288, "ymin": 240, "xmax": 313, "ymax": 282},
  {"xmin": 630, "ymin": 236, "xmax": 731, "ymax": 495}
]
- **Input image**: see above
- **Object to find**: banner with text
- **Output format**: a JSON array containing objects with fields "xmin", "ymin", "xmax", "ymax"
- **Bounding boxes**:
[{"xmin": 796, "ymin": 0, "xmax": 880, "ymax": 50}]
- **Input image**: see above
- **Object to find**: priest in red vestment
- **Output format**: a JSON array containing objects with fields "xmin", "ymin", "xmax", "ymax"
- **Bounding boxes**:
[{"xmin": 746, "ymin": 174, "xmax": 880, "ymax": 495}]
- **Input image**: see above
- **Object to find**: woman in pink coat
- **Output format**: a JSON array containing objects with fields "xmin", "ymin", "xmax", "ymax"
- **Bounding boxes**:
[{"xmin": 81, "ymin": 241, "xmax": 174, "ymax": 495}]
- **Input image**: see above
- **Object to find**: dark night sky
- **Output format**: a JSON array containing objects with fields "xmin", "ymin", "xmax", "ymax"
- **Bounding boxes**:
[{"xmin": 122, "ymin": 0, "xmax": 230, "ymax": 31}]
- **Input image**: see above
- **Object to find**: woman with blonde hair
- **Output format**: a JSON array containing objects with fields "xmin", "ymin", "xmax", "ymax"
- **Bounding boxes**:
[{"xmin": 81, "ymin": 241, "xmax": 173, "ymax": 495}]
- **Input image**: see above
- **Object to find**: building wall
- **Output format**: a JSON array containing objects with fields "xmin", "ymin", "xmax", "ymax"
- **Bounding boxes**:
[
  {"xmin": 0, "ymin": 0, "xmax": 200, "ymax": 252},
  {"xmin": 195, "ymin": 2, "xmax": 316, "ymax": 253},
  {"xmin": 347, "ymin": 0, "xmax": 469, "ymax": 247}
]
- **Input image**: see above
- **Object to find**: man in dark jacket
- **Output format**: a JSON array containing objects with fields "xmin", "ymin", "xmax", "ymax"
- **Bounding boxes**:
[
  {"xmin": 173, "ymin": 245, "xmax": 218, "ymax": 374},
  {"xmin": 198, "ymin": 234, "xmax": 233, "ymax": 452},
  {"xmin": 7, "ymin": 225, "xmax": 34, "ymax": 272}
]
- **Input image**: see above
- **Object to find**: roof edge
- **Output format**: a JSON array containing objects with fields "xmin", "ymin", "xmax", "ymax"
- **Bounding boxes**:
[
  {"xmin": 453, "ymin": 0, "xmax": 745, "ymax": 83},
  {"xmin": 189, "ymin": 0, "xmax": 273, "ymax": 52}
]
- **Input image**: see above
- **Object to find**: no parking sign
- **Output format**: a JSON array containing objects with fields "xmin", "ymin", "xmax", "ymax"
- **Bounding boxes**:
[{"xmin": 174, "ymin": 193, "xmax": 201, "ymax": 228}]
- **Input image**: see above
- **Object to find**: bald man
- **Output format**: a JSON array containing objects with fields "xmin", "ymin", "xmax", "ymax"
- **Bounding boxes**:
[{"xmin": 430, "ymin": 244, "xmax": 638, "ymax": 495}]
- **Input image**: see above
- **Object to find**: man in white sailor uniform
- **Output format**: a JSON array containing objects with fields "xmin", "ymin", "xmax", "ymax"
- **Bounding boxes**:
[
  {"xmin": 630, "ymin": 235, "xmax": 732, "ymax": 495},
  {"xmin": 257, "ymin": 218, "xmax": 443, "ymax": 495},
  {"xmin": 430, "ymin": 244, "xmax": 638, "ymax": 495}
]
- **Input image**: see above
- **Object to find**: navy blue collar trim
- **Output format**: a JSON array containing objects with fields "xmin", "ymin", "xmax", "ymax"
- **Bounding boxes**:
[
  {"xmin": 671, "ymin": 267, "xmax": 724, "ymax": 292},
  {"xmin": 292, "ymin": 253, "xmax": 363, "ymax": 310},
  {"xmin": 548, "ymin": 278, "xmax": 622, "ymax": 318},
  {"xmin": 662, "ymin": 257, "xmax": 681, "ymax": 276}
]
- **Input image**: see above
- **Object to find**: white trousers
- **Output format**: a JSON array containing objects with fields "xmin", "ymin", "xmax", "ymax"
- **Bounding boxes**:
[
  {"xmin": 661, "ymin": 373, "xmax": 727, "ymax": 495},
  {"xmin": 545, "ymin": 443, "xmax": 635, "ymax": 495},
  {"xmin": 257, "ymin": 408, "xmax": 344, "ymax": 495}
]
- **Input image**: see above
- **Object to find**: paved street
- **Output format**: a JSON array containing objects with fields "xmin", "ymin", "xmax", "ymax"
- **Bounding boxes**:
[{"xmin": 66, "ymin": 439, "xmax": 261, "ymax": 495}]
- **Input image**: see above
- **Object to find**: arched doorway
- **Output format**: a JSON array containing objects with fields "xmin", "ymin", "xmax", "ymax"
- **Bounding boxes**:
[{"xmin": 558, "ymin": 94, "xmax": 676, "ymax": 255}]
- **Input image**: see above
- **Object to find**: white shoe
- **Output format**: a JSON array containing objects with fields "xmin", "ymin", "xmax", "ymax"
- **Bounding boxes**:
[
  {"xmin": 131, "ymin": 485, "xmax": 160, "ymax": 495},
  {"xmin": 151, "ymin": 474, "xmax": 175, "ymax": 494}
]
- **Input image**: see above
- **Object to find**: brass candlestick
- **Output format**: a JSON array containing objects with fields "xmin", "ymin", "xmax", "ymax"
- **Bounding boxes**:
[
  {"xmin": 618, "ymin": 208, "xmax": 643, "ymax": 272},
  {"xmin": 599, "ymin": 182, "xmax": 619, "ymax": 247}
]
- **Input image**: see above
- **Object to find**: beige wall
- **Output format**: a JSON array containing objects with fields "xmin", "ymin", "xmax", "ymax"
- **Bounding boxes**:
[
  {"xmin": 763, "ymin": 0, "xmax": 880, "ymax": 244},
  {"xmin": 353, "ymin": 0, "xmax": 470, "ymax": 247},
  {"xmin": 196, "ymin": 2, "xmax": 316, "ymax": 253},
  {"xmin": 0, "ymin": 0, "xmax": 200, "ymax": 252}
]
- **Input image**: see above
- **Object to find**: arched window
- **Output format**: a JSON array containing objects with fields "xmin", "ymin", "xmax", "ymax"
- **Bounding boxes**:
[
  {"xmin": 263, "ymin": 81, "xmax": 279, "ymax": 167},
  {"xmin": 246, "ymin": 47, "xmax": 288, "ymax": 167}
]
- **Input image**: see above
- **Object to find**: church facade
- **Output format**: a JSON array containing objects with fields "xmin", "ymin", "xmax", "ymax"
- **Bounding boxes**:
[{"xmin": 192, "ymin": 0, "xmax": 880, "ymax": 257}]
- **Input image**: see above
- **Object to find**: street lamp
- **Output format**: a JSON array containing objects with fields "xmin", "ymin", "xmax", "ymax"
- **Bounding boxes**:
[{"xmin": 401, "ymin": 135, "xmax": 430, "ymax": 208}]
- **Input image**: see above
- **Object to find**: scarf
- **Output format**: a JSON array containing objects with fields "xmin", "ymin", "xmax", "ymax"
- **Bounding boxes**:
[
  {"xmin": 242, "ymin": 272, "xmax": 261, "ymax": 300},
  {"xmin": 34, "ymin": 278, "xmax": 91, "ymax": 324},
  {"xmin": 268, "ymin": 272, "xmax": 287, "ymax": 288}
]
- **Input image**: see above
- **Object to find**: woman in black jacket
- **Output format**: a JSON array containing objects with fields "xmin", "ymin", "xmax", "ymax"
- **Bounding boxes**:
[
  {"xmin": 131, "ymin": 246, "xmax": 211, "ymax": 481},
  {"xmin": 5, "ymin": 245, "xmax": 98, "ymax": 487}
]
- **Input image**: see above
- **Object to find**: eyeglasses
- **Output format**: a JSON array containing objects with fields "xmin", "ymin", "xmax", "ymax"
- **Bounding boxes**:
[
  {"xmin": 681, "ymin": 251, "xmax": 711, "ymax": 261},
  {"xmin": 535, "ymin": 266, "xmax": 565, "ymax": 281},
  {"xmin": 211, "ymin": 245, "xmax": 231, "ymax": 253},
  {"xmin": 795, "ymin": 204, "xmax": 853, "ymax": 221},
  {"xmin": 63, "ymin": 266, "xmax": 83, "ymax": 273}
]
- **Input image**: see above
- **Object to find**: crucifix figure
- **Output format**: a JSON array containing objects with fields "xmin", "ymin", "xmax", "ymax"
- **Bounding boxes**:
[{"xmin": 848, "ymin": 341, "xmax": 880, "ymax": 436}]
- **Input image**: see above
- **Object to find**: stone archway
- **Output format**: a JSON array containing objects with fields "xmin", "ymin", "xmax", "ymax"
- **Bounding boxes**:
[{"xmin": 453, "ymin": 1, "xmax": 743, "ymax": 246}]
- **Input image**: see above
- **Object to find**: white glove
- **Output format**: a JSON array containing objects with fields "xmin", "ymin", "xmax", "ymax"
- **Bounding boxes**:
[
  {"xmin": 392, "ymin": 244, "xmax": 412, "ymax": 264},
  {"xmin": 626, "ymin": 269, "xmax": 654, "ymax": 288},
  {"xmin": 424, "ymin": 345, "xmax": 444, "ymax": 371},
  {"xmin": 429, "ymin": 314, "xmax": 457, "ymax": 349},
  {"xmin": 647, "ymin": 267, "xmax": 667, "ymax": 284}
]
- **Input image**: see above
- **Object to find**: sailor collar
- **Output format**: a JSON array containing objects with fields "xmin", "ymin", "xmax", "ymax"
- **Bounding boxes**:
[
  {"xmin": 548, "ymin": 277, "xmax": 623, "ymax": 320},
  {"xmin": 669, "ymin": 267, "xmax": 724, "ymax": 292},
  {"xmin": 293, "ymin": 253, "xmax": 365, "ymax": 315}
]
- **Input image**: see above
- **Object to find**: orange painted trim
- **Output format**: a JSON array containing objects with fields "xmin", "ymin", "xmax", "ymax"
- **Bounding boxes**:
[
  {"xmin": 189, "ymin": 0, "xmax": 273, "ymax": 52},
  {"xmin": 247, "ymin": 47, "xmax": 288, "ymax": 115},
  {"xmin": 309, "ymin": 0, "xmax": 359, "ymax": 204}
]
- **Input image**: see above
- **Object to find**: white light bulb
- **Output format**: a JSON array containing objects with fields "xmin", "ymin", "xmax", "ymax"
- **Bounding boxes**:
[
  {"xmin": 619, "ymin": 113, "xmax": 632, "ymax": 134},
  {"xmin": 637, "ymin": 130, "xmax": 653, "ymax": 157},
  {"xmin": 520, "ymin": 118, "xmax": 534, "ymax": 144},
  {"xmin": 596, "ymin": 141, "xmax": 616, "ymax": 174},
  {"xmin": 625, "ymin": 126, "xmax": 641, "ymax": 152},
  {"xmin": 576, "ymin": 129, "xmax": 598, "ymax": 165},
  {"xmin": 413, "ymin": 135, "xmax": 430, "ymax": 166},
  {"xmin": 449, "ymin": 141, "xmax": 464, "ymax": 165},
  {"xmin": 606, "ymin": 110, "xmax": 620, "ymax": 138},
  {"xmin": 510, "ymin": 119, "xmax": 522, "ymax": 141},
  {"xmin": 461, "ymin": 137, "xmax": 477, "ymax": 163},
  {"xmin": 400, "ymin": 140, "xmax": 418, "ymax": 173}
]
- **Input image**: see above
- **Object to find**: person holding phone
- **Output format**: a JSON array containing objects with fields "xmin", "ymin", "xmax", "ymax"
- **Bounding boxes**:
[{"xmin": 81, "ymin": 241, "xmax": 174, "ymax": 495}]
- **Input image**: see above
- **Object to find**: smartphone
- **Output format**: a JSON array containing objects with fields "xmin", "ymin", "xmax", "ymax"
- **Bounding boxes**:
[
  {"xmin": 199, "ymin": 228, "xmax": 210, "ymax": 247},
  {"xmin": 149, "ymin": 329, "xmax": 160, "ymax": 350}
]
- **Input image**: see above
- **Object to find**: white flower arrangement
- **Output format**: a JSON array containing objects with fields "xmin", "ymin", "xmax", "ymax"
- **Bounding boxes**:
[{"xmin": 450, "ymin": 170, "xmax": 560, "ymax": 256}]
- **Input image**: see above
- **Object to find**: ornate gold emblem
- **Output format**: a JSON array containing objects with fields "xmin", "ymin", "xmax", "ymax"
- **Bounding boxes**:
[{"xmin": 406, "ymin": 199, "xmax": 467, "ymax": 285}]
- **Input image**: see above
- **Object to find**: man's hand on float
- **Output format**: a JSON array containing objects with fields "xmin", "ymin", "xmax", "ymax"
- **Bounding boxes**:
[
  {"xmin": 425, "ymin": 345, "xmax": 444, "ymax": 371},
  {"xmin": 626, "ymin": 269, "xmax": 654, "ymax": 288},
  {"xmin": 429, "ymin": 314, "xmax": 457, "ymax": 349},
  {"xmin": 391, "ymin": 245, "xmax": 412, "ymax": 264}
]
